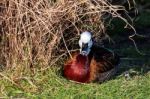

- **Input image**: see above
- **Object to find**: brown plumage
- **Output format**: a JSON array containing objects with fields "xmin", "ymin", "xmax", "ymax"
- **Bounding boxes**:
[
  {"xmin": 64, "ymin": 44, "xmax": 120, "ymax": 83},
  {"xmin": 88, "ymin": 45, "xmax": 120, "ymax": 82}
]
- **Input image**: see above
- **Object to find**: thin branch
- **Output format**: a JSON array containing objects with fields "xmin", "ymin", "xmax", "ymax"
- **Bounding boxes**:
[
  {"xmin": 129, "ymin": 34, "xmax": 146, "ymax": 55},
  {"xmin": 60, "ymin": 26, "xmax": 73, "ymax": 60}
]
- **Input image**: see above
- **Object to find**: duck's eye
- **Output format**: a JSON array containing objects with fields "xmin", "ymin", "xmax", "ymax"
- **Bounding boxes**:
[{"xmin": 88, "ymin": 40, "xmax": 93, "ymax": 48}]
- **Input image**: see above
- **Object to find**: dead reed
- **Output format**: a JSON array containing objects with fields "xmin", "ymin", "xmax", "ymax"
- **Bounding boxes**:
[{"xmin": 0, "ymin": 0, "xmax": 133, "ymax": 72}]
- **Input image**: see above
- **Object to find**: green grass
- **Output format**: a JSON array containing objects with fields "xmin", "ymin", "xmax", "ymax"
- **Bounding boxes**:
[{"xmin": 0, "ymin": 64, "xmax": 150, "ymax": 99}]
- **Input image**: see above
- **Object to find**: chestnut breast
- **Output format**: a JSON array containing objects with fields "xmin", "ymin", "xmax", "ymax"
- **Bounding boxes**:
[
  {"xmin": 64, "ymin": 54, "xmax": 90, "ymax": 83},
  {"xmin": 64, "ymin": 46, "xmax": 120, "ymax": 83}
]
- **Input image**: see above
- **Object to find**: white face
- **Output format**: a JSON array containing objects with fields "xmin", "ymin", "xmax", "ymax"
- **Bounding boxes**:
[{"xmin": 79, "ymin": 31, "xmax": 93, "ymax": 56}]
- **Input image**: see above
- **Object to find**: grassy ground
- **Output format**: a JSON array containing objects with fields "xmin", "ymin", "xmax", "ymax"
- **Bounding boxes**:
[{"xmin": 0, "ymin": 62, "xmax": 150, "ymax": 99}]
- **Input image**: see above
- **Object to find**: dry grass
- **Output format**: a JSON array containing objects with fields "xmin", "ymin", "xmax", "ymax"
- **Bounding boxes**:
[{"xmin": 0, "ymin": 0, "xmax": 133, "ymax": 72}]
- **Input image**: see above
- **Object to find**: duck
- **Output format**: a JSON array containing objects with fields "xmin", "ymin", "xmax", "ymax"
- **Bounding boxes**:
[{"xmin": 64, "ymin": 31, "xmax": 120, "ymax": 83}]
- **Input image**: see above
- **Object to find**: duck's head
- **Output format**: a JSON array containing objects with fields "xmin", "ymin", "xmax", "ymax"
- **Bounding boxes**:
[{"xmin": 79, "ymin": 31, "xmax": 93, "ymax": 56}]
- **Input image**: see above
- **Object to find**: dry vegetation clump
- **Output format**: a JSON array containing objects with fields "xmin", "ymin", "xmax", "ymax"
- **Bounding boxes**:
[{"xmin": 0, "ymin": 0, "xmax": 132, "ymax": 72}]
